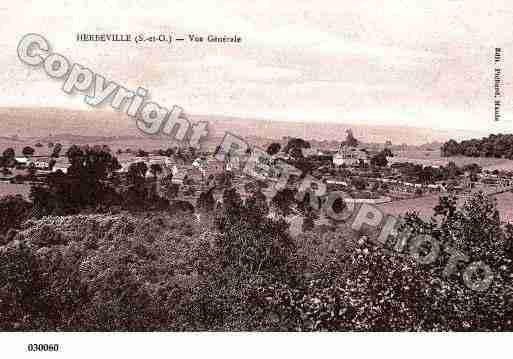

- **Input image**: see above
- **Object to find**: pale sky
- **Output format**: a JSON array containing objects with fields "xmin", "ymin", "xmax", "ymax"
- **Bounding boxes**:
[{"xmin": 2, "ymin": 0, "xmax": 513, "ymax": 132}]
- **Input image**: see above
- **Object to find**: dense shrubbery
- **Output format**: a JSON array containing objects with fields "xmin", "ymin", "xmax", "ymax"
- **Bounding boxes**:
[
  {"xmin": 247, "ymin": 192, "xmax": 513, "ymax": 331},
  {"xmin": 0, "ymin": 195, "xmax": 32, "ymax": 237},
  {"xmin": 391, "ymin": 161, "xmax": 481, "ymax": 183},
  {"xmin": 215, "ymin": 187, "xmax": 297, "ymax": 281},
  {"xmin": 1, "ymin": 188, "xmax": 512, "ymax": 331},
  {"xmin": 395, "ymin": 193, "xmax": 513, "ymax": 330},
  {"xmin": 0, "ymin": 213, "xmax": 218, "ymax": 330}
]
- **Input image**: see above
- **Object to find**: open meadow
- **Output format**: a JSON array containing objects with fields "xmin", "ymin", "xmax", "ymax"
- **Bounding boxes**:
[
  {"xmin": 0, "ymin": 183, "xmax": 31, "ymax": 200},
  {"xmin": 393, "ymin": 150, "xmax": 513, "ymax": 170}
]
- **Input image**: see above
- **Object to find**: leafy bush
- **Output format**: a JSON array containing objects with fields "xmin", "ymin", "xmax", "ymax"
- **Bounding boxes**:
[
  {"xmin": 0, "ymin": 195, "xmax": 32, "ymax": 235},
  {"xmin": 1, "ymin": 190, "xmax": 512, "ymax": 331}
]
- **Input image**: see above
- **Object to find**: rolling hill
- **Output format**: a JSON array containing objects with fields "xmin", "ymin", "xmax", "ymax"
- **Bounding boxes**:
[{"xmin": 0, "ymin": 106, "xmax": 491, "ymax": 146}]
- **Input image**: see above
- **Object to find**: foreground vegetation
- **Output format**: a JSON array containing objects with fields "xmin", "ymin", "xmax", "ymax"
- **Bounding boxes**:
[{"xmin": 1, "ymin": 188, "xmax": 513, "ymax": 331}]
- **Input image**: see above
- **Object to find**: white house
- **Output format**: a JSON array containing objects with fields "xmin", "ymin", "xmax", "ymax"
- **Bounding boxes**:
[
  {"xmin": 31, "ymin": 160, "xmax": 49, "ymax": 169},
  {"xmin": 333, "ymin": 146, "xmax": 369, "ymax": 166},
  {"xmin": 52, "ymin": 166, "xmax": 68, "ymax": 174},
  {"xmin": 15, "ymin": 157, "xmax": 29, "ymax": 166}
]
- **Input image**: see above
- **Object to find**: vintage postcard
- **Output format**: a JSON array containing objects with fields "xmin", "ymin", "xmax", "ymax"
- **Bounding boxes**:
[{"xmin": 1, "ymin": 0, "xmax": 513, "ymax": 357}]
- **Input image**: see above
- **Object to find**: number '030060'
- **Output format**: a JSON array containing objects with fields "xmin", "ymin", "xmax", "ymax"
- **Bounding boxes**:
[{"xmin": 27, "ymin": 344, "xmax": 59, "ymax": 352}]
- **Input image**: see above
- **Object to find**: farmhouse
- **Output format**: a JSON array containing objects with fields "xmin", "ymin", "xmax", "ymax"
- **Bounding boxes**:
[
  {"xmin": 30, "ymin": 159, "xmax": 50, "ymax": 169},
  {"xmin": 333, "ymin": 145, "xmax": 369, "ymax": 167},
  {"xmin": 15, "ymin": 157, "xmax": 29, "ymax": 167},
  {"xmin": 52, "ymin": 166, "xmax": 68, "ymax": 174}
]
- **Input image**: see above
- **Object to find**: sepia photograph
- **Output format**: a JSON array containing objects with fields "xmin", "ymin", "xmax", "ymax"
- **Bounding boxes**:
[{"xmin": 1, "ymin": 1, "xmax": 513, "ymax": 357}]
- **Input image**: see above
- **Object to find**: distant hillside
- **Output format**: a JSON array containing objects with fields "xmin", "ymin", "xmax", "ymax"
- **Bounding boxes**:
[
  {"xmin": 0, "ymin": 106, "xmax": 490, "ymax": 145},
  {"xmin": 0, "ymin": 135, "xmax": 23, "ymax": 142},
  {"xmin": 0, "ymin": 107, "xmax": 137, "ymax": 138}
]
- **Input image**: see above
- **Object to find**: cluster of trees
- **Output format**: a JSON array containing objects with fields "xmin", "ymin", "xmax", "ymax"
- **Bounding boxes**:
[
  {"xmin": 157, "ymin": 148, "xmax": 176, "ymax": 157},
  {"xmin": 0, "ymin": 148, "xmax": 16, "ymax": 169},
  {"xmin": 392, "ymin": 161, "xmax": 481, "ymax": 183},
  {"xmin": 214, "ymin": 186, "xmax": 295, "ymax": 279},
  {"xmin": 370, "ymin": 149, "xmax": 392, "ymax": 167},
  {"xmin": 266, "ymin": 131, "xmax": 392, "ymax": 175},
  {"xmin": 264, "ymin": 139, "xmax": 319, "ymax": 177},
  {"xmin": 282, "ymin": 138, "xmax": 311, "ymax": 159},
  {"xmin": 30, "ymin": 145, "xmax": 123, "ymax": 215},
  {"xmin": 122, "ymin": 161, "xmax": 171, "ymax": 210},
  {"xmin": 0, "ymin": 143, "xmax": 62, "ymax": 170},
  {"xmin": 128, "ymin": 146, "xmax": 197, "ymax": 164},
  {"xmin": 51, "ymin": 143, "xmax": 63, "ymax": 158},
  {"xmin": 22, "ymin": 146, "xmax": 35, "ymax": 157},
  {"xmin": 7, "ymin": 140, "xmax": 214, "ymax": 221},
  {"xmin": 173, "ymin": 147, "xmax": 198, "ymax": 163},
  {"xmin": 442, "ymin": 134, "xmax": 513, "ymax": 158},
  {"xmin": 0, "ymin": 195, "xmax": 32, "ymax": 238},
  {"xmin": 268, "ymin": 129, "xmax": 361, "ymax": 160},
  {"xmin": 26, "ymin": 144, "xmax": 192, "ymax": 216}
]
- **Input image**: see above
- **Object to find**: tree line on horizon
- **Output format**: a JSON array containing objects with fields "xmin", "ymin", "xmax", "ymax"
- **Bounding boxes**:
[{"xmin": 442, "ymin": 133, "xmax": 513, "ymax": 158}]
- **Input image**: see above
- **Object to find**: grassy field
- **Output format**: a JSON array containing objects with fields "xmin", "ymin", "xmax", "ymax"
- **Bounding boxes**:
[
  {"xmin": 492, "ymin": 191, "xmax": 513, "ymax": 223},
  {"xmin": 0, "ymin": 136, "xmax": 222, "ymax": 158},
  {"xmin": 0, "ymin": 138, "xmax": 184, "ymax": 157},
  {"xmin": 376, "ymin": 190, "xmax": 513, "ymax": 224},
  {"xmin": 376, "ymin": 193, "xmax": 440, "ymax": 219},
  {"xmin": 394, "ymin": 150, "xmax": 513, "ymax": 170},
  {"xmin": 0, "ymin": 183, "xmax": 31, "ymax": 200}
]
